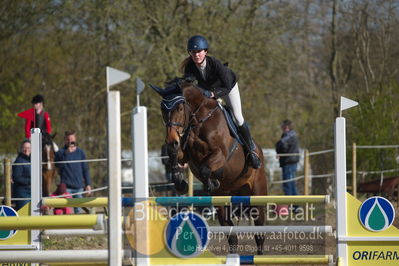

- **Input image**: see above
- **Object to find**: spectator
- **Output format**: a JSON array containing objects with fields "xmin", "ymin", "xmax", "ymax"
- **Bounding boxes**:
[
  {"xmin": 18, "ymin": 94, "xmax": 52, "ymax": 139},
  {"xmin": 275, "ymin": 120, "xmax": 300, "ymax": 196},
  {"xmin": 12, "ymin": 140, "xmax": 31, "ymax": 210},
  {"xmin": 50, "ymin": 183, "xmax": 72, "ymax": 215},
  {"xmin": 56, "ymin": 130, "xmax": 91, "ymax": 214}
]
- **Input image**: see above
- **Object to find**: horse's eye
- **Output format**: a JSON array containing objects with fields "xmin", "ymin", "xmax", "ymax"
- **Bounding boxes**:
[{"xmin": 178, "ymin": 105, "xmax": 183, "ymax": 112}]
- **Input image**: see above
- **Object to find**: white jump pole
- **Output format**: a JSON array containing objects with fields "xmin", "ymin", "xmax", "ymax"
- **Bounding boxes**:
[
  {"xmin": 132, "ymin": 106, "xmax": 149, "ymax": 198},
  {"xmin": 106, "ymin": 67, "xmax": 130, "ymax": 265},
  {"xmin": 1, "ymin": 250, "xmax": 108, "ymax": 263},
  {"xmin": 107, "ymin": 91, "xmax": 122, "ymax": 266},
  {"xmin": 30, "ymin": 128, "xmax": 42, "ymax": 252},
  {"xmin": 335, "ymin": 117, "xmax": 347, "ymax": 265},
  {"xmin": 132, "ymin": 106, "xmax": 149, "ymax": 266}
]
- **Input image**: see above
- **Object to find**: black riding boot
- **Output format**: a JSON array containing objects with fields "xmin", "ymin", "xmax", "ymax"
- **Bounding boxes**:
[{"xmin": 239, "ymin": 123, "xmax": 261, "ymax": 169}]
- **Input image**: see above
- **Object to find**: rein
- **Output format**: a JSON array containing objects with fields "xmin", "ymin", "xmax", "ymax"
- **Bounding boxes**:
[{"xmin": 185, "ymin": 101, "xmax": 219, "ymax": 147}]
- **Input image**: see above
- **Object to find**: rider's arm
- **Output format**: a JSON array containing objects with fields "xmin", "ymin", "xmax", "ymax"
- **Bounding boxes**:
[
  {"xmin": 211, "ymin": 57, "xmax": 236, "ymax": 98},
  {"xmin": 44, "ymin": 112, "xmax": 52, "ymax": 134},
  {"xmin": 24, "ymin": 119, "xmax": 31, "ymax": 139}
]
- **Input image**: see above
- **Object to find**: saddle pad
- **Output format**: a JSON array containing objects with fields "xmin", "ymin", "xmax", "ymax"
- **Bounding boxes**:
[{"xmin": 218, "ymin": 102, "xmax": 243, "ymax": 145}]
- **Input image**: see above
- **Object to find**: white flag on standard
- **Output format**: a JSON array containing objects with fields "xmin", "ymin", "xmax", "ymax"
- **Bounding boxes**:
[
  {"xmin": 106, "ymin": 67, "xmax": 131, "ymax": 88},
  {"xmin": 340, "ymin": 96, "xmax": 358, "ymax": 111}
]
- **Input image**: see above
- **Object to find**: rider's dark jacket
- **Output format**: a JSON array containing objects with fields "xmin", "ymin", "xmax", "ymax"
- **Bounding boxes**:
[{"xmin": 184, "ymin": 56, "xmax": 237, "ymax": 98}]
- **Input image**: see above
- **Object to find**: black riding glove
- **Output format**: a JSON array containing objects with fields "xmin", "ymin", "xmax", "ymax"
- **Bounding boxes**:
[{"xmin": 202, "ymin": 90, "xmax": 213, "ymax": 98}]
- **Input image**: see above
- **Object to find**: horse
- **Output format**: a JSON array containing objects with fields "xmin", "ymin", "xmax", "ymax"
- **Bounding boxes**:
[
  {"xmin": 151, "ymin": 78, "xmax": 268, "ymax": 254},
  {"xmin": 358, "ymin": 176, "xmax": 399, "ymax": 205},
  {"xmin": 42, "ymin": 132, "xmax": 57, "ymax": 197}
]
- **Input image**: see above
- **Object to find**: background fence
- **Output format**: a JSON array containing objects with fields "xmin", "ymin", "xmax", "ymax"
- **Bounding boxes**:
[{"xmin": 2, "ymin": 143, "xmax": 399, "ymax": 206}]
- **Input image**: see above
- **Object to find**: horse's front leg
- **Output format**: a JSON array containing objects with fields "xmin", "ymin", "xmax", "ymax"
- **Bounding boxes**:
[
  {"xmin": 201, "ymin": 148, "xmax": 225, "ymax": 192},
  {"xmin": 171, "ymin": 164, "xmax": 188, "ymax": 194}
]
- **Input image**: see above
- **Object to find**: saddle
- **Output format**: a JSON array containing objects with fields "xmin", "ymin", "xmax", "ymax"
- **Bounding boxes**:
[{"xmin": 217, "ymin": 102, "xmax": 244, "ymax": 145}]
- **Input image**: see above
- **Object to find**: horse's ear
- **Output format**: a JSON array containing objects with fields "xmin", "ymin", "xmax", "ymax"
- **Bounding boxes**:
[
  {"xmin": 150, "ymin": 84, "xmax": 167, "ymax": 97},
  {"xmin": 176, "ymin": 78, "xmax": 184, "ymax": 88}
]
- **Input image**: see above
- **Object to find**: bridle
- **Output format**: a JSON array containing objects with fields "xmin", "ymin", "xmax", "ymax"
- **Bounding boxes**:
[{"xmin": 165, "ymin": 98, "xmax": 218, "ymax": 150}]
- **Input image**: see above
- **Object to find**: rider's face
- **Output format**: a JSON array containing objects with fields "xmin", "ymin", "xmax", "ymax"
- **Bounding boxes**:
[
  {"xmin": 34, "ymin": 102, "xmax": 43, "ymax": 111},
  {"xmin": 189, "ymin": 49, "xmax": 207, "ymax": 65}
]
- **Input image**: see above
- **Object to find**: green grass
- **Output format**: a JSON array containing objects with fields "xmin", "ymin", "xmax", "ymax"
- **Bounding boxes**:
[{"xmin": 42, "ymin": 235, "xmax": 108, "ymax": 250}]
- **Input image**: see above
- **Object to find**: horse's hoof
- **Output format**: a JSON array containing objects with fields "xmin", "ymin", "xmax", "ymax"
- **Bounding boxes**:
[
  {"xmin": 175, "ymin": 180, "xmax": 189, "ymax": 195},
  {"xmin": 207, "ymin": 179, "xmax": 220, "ymax": 192}
]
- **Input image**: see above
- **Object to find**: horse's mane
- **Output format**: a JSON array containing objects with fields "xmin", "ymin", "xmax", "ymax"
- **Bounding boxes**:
[
  {"xmin": 42, "ymin": 132, "xmax": 53, "ymax": 147},
  {"xmin": 181, "ymin": 82, "xmax": 216, "ymax": 109}
]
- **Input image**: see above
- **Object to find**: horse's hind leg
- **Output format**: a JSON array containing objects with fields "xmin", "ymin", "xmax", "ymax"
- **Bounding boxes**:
[
  {"xmin": 253, "ymin": 206, "xmax": 265, "ymax": 255},
  {"xmin": 217, "ymin": 206, "xmax": 238, "ymax": 253}
]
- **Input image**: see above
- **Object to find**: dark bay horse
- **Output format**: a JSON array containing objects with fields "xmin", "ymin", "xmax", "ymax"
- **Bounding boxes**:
[
  {"xmin": 42, "ymin": 132, "xmax": 57, "ymax": 197},
  {"xmin": 152, "ymin": 78, "xmax": 267, "ymax": 254}
]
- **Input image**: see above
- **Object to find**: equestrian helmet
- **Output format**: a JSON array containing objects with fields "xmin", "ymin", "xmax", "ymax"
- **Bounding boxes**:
[
  {"xmin": 31, "ymin": 94, "xmax": 44, "ymax": 104},
  {"xmin": 187, "ymin": 35, "xmax": 209, "ymax": 51}
]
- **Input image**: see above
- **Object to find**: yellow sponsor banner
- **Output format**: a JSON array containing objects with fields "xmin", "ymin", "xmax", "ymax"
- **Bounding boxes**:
[
  {"xmin": 0, "ymin": 203, "xmax": 31, "ymax": 266},
  {"xmin": 346, "ymin": 193, "xmax": 399, "ymax": 237},
  {"xmin": 345, "ymin": 193, "xmax": 399, "ymax": 265},
  {"xmin": 0, "ymin": 203, "xmax": 30, "ymax": 246},
  {"xmin": 347, "ymin": 241, "xmax": 399, "ymax": 265}
]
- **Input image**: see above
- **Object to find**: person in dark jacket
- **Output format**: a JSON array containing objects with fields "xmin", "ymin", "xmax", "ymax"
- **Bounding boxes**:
[
  {"xmin": 55, "ymin": 130, "xmax": 91, "ymax": 213},
  {"xmin": 12, "ymin": 140, "xmax": 31, "ymax": 210},
  {"xmin": 276, "ymin": 120, "xmax": 300, "ymax": 196},
  {"xmin": 180, "ymin": 35, "xmax": 261, "ymax": 169}
]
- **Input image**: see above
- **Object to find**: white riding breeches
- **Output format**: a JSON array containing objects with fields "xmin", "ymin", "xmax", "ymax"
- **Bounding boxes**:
[{"xmin": 222, "ymin": 82, "xmax": 245, "ymax": 126}]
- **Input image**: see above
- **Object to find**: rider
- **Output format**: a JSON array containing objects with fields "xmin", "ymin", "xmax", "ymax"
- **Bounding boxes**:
[
  {"xmin": 180, "ymin": 35, "xmax": 261, "ymax": 169},
  {"xmin": 22, "ymin": 94, "xmax": 52, "ymax": 139}
]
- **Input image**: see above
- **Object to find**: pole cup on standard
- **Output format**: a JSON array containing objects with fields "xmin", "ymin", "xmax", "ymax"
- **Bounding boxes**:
[
  {"xmin": 335, "ymin": 96, "xmax": 358, "ymax": 266},
  {"xmin": 136, "ymin": 77, "xmax": 145, "ymax": 107}
]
